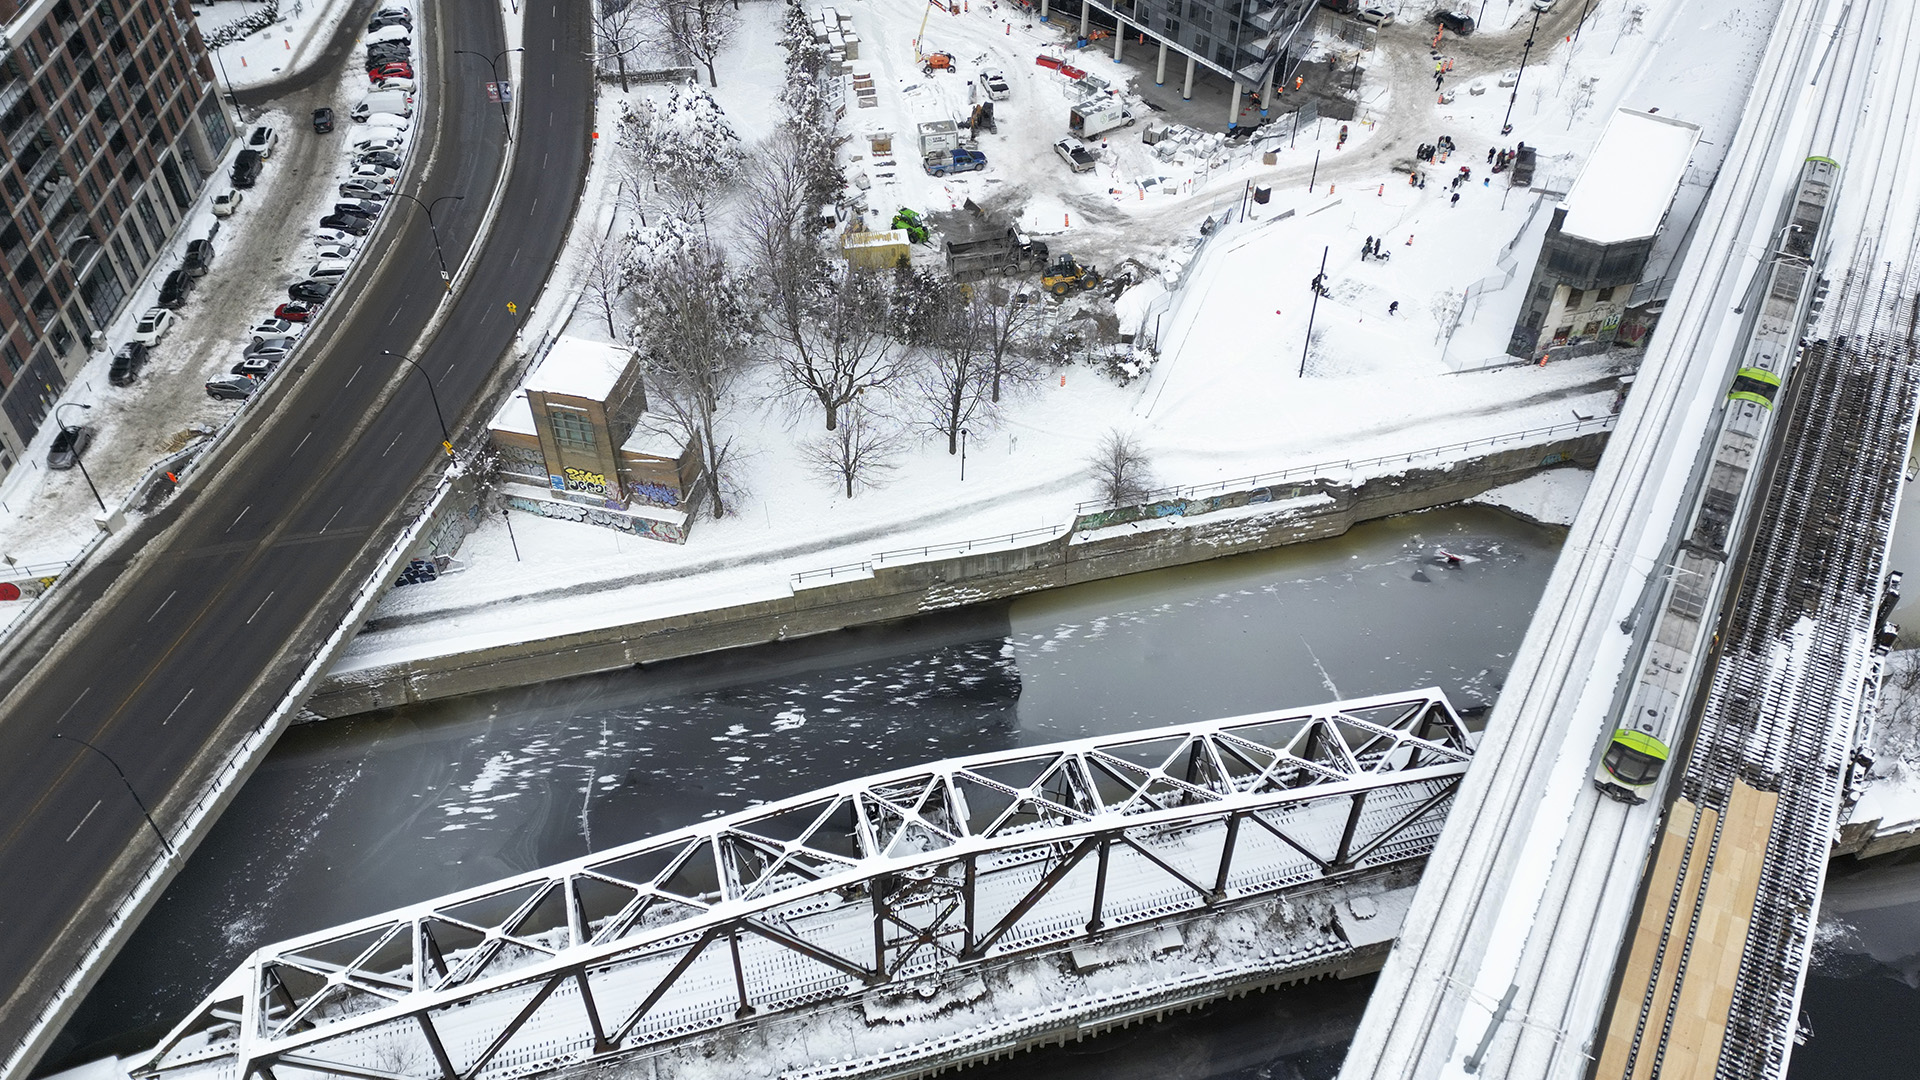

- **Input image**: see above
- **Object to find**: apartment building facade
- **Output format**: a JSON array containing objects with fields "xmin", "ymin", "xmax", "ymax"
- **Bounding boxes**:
[
  {"xmin": 0, "ymin": 0, "xmax": 228, "ymax": 476},
  {"xmin": 1074, "ymin": 0, "xmax": 1319, "ymax": 111}
]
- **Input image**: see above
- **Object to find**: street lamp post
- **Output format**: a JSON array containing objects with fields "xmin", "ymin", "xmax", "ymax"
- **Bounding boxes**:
[
  {"xmin": 381, "ymin": 350, "xmax": 454, "ymax": 455},
  {"xmin": 55, "ymin": 403, "xmax": 106, "ymax": 513},
  {"xmin": 1502, "ymin": 11, "xmax": 1543, "ymax": 137},
  {"xmin": 54, "ymin": 733, "xmax": 175, "ymax": 855},
  {"xmin": 959, "ymin": 428, "xmax": 970, "ymax": 481},
  {"xmin": 213, "ymin": 47, "xmax": 238, "ymax": 107},
  {"xmin": 1301, "ymin": 246, "xmax": 1328, "ymax": 379},
  {"xmin": 387, "ymin": 192, "xmax": 465, "ymax": 289},
  {"xmin": 455, "ymin": 48, "xmax": 525, "ymax": 143}
]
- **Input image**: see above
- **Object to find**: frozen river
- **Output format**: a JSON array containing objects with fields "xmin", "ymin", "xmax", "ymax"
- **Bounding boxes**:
[{"xmin": 45, "ymin": 506, "xmax": 1553, "ymax": 1074}]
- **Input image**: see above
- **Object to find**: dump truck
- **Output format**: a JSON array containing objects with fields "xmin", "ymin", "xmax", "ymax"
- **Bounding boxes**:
[
  {"xmin": 1069, "ymin": 97, "xmax": 1134, "ymax": 139},
  {"xmin": 935, "ymin": 203, "xmax": 1050, "ymax": 282}
]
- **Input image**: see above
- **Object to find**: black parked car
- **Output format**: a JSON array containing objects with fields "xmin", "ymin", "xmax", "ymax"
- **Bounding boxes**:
[
  {"xmin": 366, "ymin": 44, "xmax": 410, "ymax": 67},
  {"xmin": 231, "ymin": 148, "xmax": 263, "ymax": 188},
  {"xmin": 109, "ymin": 341, "xmax": 148, "ymax": 386},
  {"xmin": 333, "ymin": 199, "xmax": 385, "ymax": 219},
  {"xmin": 206, "ymin": 374, "xmax": 260, "ymax": 401},
  {"xmin": 354, "ymin": 150, "xmax": 403, "ymax": 170},
  {"xmin": 1432, "ymin": 9, "xmax": 1475, "ymax": 33},
  {"xmin": 313, "ymin": 107, "xmax": 335, "ymax": 133},
  {"xmin": 47, "ymin": 424, "xmax": 92, "ymax": 469},
  {"xmin": 184, "ymin": 238, "xmax": 215, "ymax": 277},
  {"xmin": 158, "ymin": 269, "xmax": 193, "ymax": 308},
  {"xmin": 288, "ymin": 279, "xmax": 338, "ymax": 303},
  {"xmin": 318, "ymin": 212, "xmax": 373, "ymax": 236}
]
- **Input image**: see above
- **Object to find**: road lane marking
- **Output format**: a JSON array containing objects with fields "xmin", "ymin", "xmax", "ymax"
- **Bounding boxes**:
[
  {"xmin": 227, "ymin": 505, "xmax": 251, "ymax": 532},
  {"xmin": 321, "ymin": 506, "xmax": 344, "ymax": 533},
  {"xmin": 65, "ymin": 800, "xmax": 102, "ymax": 843},
  {"xmin": 382, "ymin": 434, "xmax": 401, "ymax": 457},
  {"xmin": 55, "ymin": 688, "xmax": 90, "ymax": 726},
  {"xmin": 292, "ymin": 431, "xmax": 312, "ymax": 457},
  {"xmin": 246, "ymin": 592, "xmax": 276, "ymax": 625},
  {"xmin": 345, "ymin": 363, "xmax": 364, "ymax": 387},
  {"xmin": 163, "ymin": 689, "xmax": 194, "ymax": 725},
  {"xmin": 147, "ymin": 590, "xmax": 177, "ymax": 623}
]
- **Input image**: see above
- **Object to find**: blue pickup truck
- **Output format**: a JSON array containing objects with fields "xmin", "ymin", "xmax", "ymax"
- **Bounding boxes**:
[{"xmin": 924, "ymin": 148, "xmax": 988, "ymax": 177}]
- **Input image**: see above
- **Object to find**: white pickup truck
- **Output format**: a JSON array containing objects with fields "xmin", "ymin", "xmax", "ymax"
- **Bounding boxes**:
[{"xmin": 1054, "ymin": 137, "xmax": 1098, "ymax": 173}]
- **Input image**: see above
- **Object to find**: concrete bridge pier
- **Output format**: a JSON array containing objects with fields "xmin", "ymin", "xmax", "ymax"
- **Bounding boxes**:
[
  {"xmin": 1156, "ymin": 39, "xmax": 1167, "ymax": 85},
  {"xmin": 1183, "ymin": 53, "xmax": 1196, "ymax": 100}
]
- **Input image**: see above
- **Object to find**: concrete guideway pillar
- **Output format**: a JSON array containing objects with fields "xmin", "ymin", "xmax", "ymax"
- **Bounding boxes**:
[
  {"xmin": 1079, "ymin": 3, "xmax": 1089, "ymax": 36},
  {"xmin": 1183, "ymin": 53, "xmax": 1196, "ymax": 100},
  {"xmin": 1113, "ymin": 19, "xmax": 1125, "ymax": 62},
  {"xmin": 1040, "ymin": 0, "xmax": 1048, "ymax": 19},
  {"xmin": 1228, "ymin": 79, "xmax": 1241, "ymax": 127},
  {"xmin": 1156, "ymin": 40, "xmax": 1168, "ymax": 85},
  {"xmin": 1261, "ymin": 68, "xmax": 1274, "ymax": 115}
]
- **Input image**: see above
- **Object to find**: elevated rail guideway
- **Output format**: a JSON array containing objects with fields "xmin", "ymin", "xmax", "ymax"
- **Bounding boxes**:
[
  {"xmin": 1342, "ymin": 0, "xmax": 1920, "ymax": 1077},
  {"xmin": 131, "ymin": 691, "xmax": 1471, "ymax": 1080}
]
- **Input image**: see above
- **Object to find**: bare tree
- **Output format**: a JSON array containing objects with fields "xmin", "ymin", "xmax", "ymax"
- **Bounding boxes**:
[
  {"xmin": 592, "ymin": 0, "xmax": 651, "ymax": 92},
  {"xmin": 628, "ymin": 230, "xmax": 754, "ymax": 518},
  {"xmin": 799, "ymin": 404, "xmax": 904, "ymax": 497},
  {"xmin": 912, "ymin": 285, "xmax": 995, "ymax": 455},
  {"xmin": 971, "ymin": 285, "xmax": 1046, "ymax": 403},
  {"xmin": 649, "ymin": 0, "xmax": 738, "ymax": 88},
  {"xmin": 578, "ymin": 230, "xmax": 630, "ymax": 339},
  {"xmin": 1088, "ymin": 429, "xmax": 1155, "ymax": 507},
  {"xmin": 613, "ymin": 88, "xmax": 742, "ymax": 232},
  {"xmin": 773, "ymin": 269, "xmax": 914, "ymax": 431},
  {"xmin": 739, "ymin": 128, "xmax": 824, "ymax": 339}
]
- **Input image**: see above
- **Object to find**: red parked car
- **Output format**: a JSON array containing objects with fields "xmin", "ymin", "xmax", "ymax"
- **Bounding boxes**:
[
  {"xmin": 369, "ymin": 62, "xmax": 413, "ymax": 81},
  {"xmin": 274, "ymin": 301, "xmax": 318, "ymax": 321}
]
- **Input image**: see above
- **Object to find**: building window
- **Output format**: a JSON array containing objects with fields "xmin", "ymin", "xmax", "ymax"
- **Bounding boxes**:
[
  {"xmin": 195, "ymin": 93, "xmax": 231, "ymax": 155},
  {"xmin": 136, "ymin": 193, "xmax": 163, "ymax": 249},
  {"xmin": 1567, "ymin": 287, "xmax": 1584, "ymax": 309},
  {"xmin": 81, "ymin": 260, "xmax": 124, "ymax": 327},
  {"xmin": 123, "ymin": 219, "xmax": 149, "ymax": 262},
  {"xmin": 548, "ymin": 410, "xmax": 598, "ymax": 452},
  {"xmin": 2, "ymin": 341, "xmax": 22, "ymax": 374},
  {"xmin": 1597, "ymin": 286, "xmax": 1615, "ymax": 304}
]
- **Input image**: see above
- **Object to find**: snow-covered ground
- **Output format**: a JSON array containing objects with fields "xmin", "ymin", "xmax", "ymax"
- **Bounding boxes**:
[
  {"xmin": 195, "ymin": 0, "xmax": 359, "ymax": 91},
  {"xmin": 1469, "ymin": 467, "xmax": 1593, "ymax": 528}
]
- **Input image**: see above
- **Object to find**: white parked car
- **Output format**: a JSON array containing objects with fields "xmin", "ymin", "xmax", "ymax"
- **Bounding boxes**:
[
  {"xmin": 372, "ymin": 77, "xmax": 416, "ymax": 93},
  {"xmin": 212, "ymin": 190, "xmax": 243, "ymax": 216},
  {"xmin": 249, "ymin": 317, "xmax": 303, "ymax": 342},
  {"xmin": 313, "ymin": 243, "xmax": 357, "ymax": 262},
  {"xmin": 247, "ymin": 124, "xmax": 278, "ymax": 158},
  {"xmin": 346, "ymin": 132, "xmax": 404, "ymax": 152},
  {"xmin": 365, "ymin": 24, "xmax": 411, "ymax": 45},
  {"xmin": 131, "ymin": 307, "xmax": 177, "ymax": 346},
  {"xmin": 304, "ymin": 258, "xmax": 354, "ymax": 282},
  {"xmin": 313, "ymin": 228, "xmax": 361, "ymax": 247},
  {"xmin": 1357, "ymin": 5, "xmax": 1394, "ymax": 24}
]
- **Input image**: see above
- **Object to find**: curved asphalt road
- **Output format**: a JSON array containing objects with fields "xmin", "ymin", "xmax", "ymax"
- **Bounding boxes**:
[{"xmin": 0, "ymin": 0, "xmax": 591, "ymax": 1071}]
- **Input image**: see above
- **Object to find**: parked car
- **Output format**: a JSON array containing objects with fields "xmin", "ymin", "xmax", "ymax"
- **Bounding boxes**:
[
  {"xmin": 243, "ymin": 336, "xmax": 296, "ymax": 360},
  {"xmin": 206, "ymin": 374, "xmax": 260, "ymax": 400},
  {"xmin": 924, "ymin": 148, "xmax": 988, "ymax": 176},
  {"xmin": 247, "ymin": 125, "xmax": 278, "ymax": 158},
  {"xmin": 347, "ymin": 133, "xmax": 404, "ymax": 153},
  {"xmin": 303, "ymin": 259, "xmax": 353, "ymax": 283},
  {"xmin": 365, "ymin": 25, "xmax": 411, "ymax": 46},
  {"xmin": 368, "ymin": 61, "xmax": 414, "ymax": 82},
  {"xmin": 978, "ymin": 69, "xmax": 1010, "ymax": 100},
  {"xmin": 346, "ymin": 164, "xmax": 398, "ymax": 185},
  {"xmin": 354, "ymin": 150, "xmax": 403, "ymax": 170},
  {"xmin": 369, "ymin": 11, "xmax": 412, "ymax": 31},
  {"xmin": 312, "ymin": 243, "xmax": 356, "ymax": 263},
  {"xmin": 184, "ymin": 238, "xmax": 215, "ymax": 277},
  {"xmin": 1054, "ymin": 137, "xmax": 1098, "ymax": 173},
  {"xmin": 351, "ymin": 90, "xmax": 414, "ymax": 123},
  {"xmin": 233, "ymin": 356, "xmax": 284, "ymax": 378},
  {"xmin": 108, "ymin": 341, "xmax": 148, "ymax": 386},
  {"xmin": 47, "ymin": 424, "xmax": 92, "ymax": 469},
  {"xmin": 288, "ymin": 279, "xmax": 338, "ymax": 303},
  {"xmin": 361, "ymin": 114, "xmax": 411, "ymax": 136},
  {"xmin": 250, "ymin": 317, "xmax": 301, "ymax": 341},
  {"xmin": 318, "ymin": 212, "xmax": 373, "ymax": 236},
  {"xmin": 212, "ymin": 190, "xmax": 243, "ymax": 216},
  {"xmin": 312, "ymin": 107, "xmax": 335, "ymax": 133},
  {"xmin": 1357, "ymin": 5, "xmax": 1395, "ymax": 23},
  {"xmin": 1531, "ymin": 0, "xmax": 1557, "ymax": 10},
  {"xmin": 1432, "ymin": 9, "xmax": 1475, "ymax": 33},
  {"xmin": 231, "ymin": 148, "xmax": 263, "ymax": 188},
  {"xmin": 275, "ymin": 301, "xmax": 318, "ymax": 322},
  {"xmin": 366, "ymin": 44, "xmax": 411, "ymax": 67},
  {"xmin": 158, "ymin": 269, "xmax": 193, "ymax": 308},
  {"xmin": 372, "ymin": 77, "xmax": 417, "ymax": 94},
  {"xmin": 131, "ymin": 307, "xmax": 177, "ymax": 346},
  {"xmin": 334, "ymin": 199, "xmax": 385, "ymax": 218}
]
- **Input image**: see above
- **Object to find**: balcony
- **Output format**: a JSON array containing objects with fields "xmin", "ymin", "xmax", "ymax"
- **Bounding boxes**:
[
  {"xmin": 0, "ymin": 79, "xmax": 29, "ymax": 116},
  {"xmin": 23, "ymin": 150, "xmax": 63, "ymax": 192},
  {"xmin": 5, "ymin": 114, "xmax": 46, "ymax": 158}
]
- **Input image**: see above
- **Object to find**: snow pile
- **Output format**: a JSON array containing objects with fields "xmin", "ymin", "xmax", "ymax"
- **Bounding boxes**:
[
  {"xmin": 194, "ymin": 0, "xmax": 362, "ymax": 91},
  {"xmin": 1469, "ymin": 467, "xmax": 1594, "ymax": 527}
]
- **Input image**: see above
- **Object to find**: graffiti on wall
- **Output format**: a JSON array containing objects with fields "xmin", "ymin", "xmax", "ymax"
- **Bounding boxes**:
[
  {"xmin": 562, "ymin": 467, "xmax": 611, "ymax": 495},
  {"xmin": 628, "ymin": 481, "xmax": 681, "ymax": 509},
  {"xmin": 504, "ymin": 494, "xmax": 687, "ymax": 544},
  {"xmin": 1073, "ymin": 482, "xmax": 1320, "ymax": 532}
]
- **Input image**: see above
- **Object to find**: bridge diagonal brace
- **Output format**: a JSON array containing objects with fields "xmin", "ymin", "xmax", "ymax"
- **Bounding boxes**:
[
  {"xmin": 415, "ymin": 1013, "xmax": 459, "ymax": 1080},
  {"xmin": 1343, "ymin": 779, "xmax": 1459, "ymax": 867},
  {"xmin": 962, "ymin": 836, "xmax": 1101, "ymax": 959},
  {"xmin": 571, "ymin": 969, "xmax": 613, "ymax": 1054},
  {"xmin": 739, "ymin": 916, "xmax": 879, "ymax": 984},
  {"xmin": 1117, "ymin": 835, "xmax": 1212, "ymax": 901},
  {"xmin": 460, "ymin": 972, "xmax": 562, "ymax": 1080},
  {"xmin": 610, "ymin": 927, "xmax": 723, "ymax": 1047},
  {"xmin": 270, "ymin": 1053, "xmax": 417, "ymax": 1080},
  {"xmin": 1243, "ymin": 810, "xmax": 1336, "ymax": 872}
]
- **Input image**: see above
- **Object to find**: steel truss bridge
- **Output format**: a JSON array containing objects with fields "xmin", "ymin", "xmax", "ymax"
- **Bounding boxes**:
[{"xmin": 134, "ymin": 690, "xmax": 1471, "ymax": 1080}]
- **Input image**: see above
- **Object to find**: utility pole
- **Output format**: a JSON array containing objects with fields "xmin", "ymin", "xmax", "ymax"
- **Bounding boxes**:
[
  {"xmin": 1301, "ymin": 246, "xmax": 1328, "ymax": 378},
  {"xmin": 1502, "ymin": 10, "xmax": 1543, "ymax": 137}
]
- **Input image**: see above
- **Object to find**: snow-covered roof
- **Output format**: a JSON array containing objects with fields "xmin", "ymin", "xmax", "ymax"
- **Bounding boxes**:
[
  {"xmin": 488, "ymin": 392, "xmax": 537, "ymax": 436},
  {"xmin": 1558, "ymin": 110, "xmax": 1701, "ymax": 245},
  {"xmin": 524, "ymin": 335, "xmax": 636, "ymax": 402},
  {"xmin": 622, "ymin": 420, "xmax": 686, "ymax": 460}
]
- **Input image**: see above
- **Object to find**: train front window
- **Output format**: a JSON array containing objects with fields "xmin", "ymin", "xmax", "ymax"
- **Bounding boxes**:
[{"xmin": 1604, "ymin": 741, "xmax": 1666, "ymax": 785}]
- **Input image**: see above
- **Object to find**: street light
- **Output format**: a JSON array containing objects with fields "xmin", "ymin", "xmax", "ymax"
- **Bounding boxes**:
[
  {"xmin": 54, "ymin": 733, "xmax": 175, "ymax": 856},
  {"xmin": 455, "ymin": 48, "xmax": 525, "ymax": 143},
  {"xmin": 381, "ymin": 350, "xmax": 454, "ymax": 455},
  {"xmin": 1501, "ymin": 10, "xmax": 1544, "ymax": 137},
  {"xmin": 959, "ymin": 428, "xmax": 970, "ymax": 481},
  {"xmin": 55, "ymin": 403, "xmax": 106, "ymax": 513},
  {"xmin": 387, "ymin": 192, "xmax": 465, "ymax": 289}
]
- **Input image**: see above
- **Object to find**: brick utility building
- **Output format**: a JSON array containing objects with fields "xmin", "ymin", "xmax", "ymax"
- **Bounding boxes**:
[
  {"xmin": 1508, "ymin": 109, "xmax": 1701, "ymax": 359},
  {"xmin": 1057, "ymin": 0, "xmax": 1319, "ymax": 125},
  {"xmin": 0, "ymin": 0, "xmax": 230, "ymax": 476}
]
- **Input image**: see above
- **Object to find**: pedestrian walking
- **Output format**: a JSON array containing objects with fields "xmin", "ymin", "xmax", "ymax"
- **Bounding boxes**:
[
  {"xmin": 1364, "ymin": 235, "xmax": 1376, "ymax": 256},
  {"xmin": 1389, "ymin": 301, "xmax": 1399, "ymax": 315},
  {"xmin": 1451, "ymin": 192, "xmax": 1460, "ymax": 207},
  {"xmin": 1488, "ymin": 147, "xmax": 1496, "ymax": 164}
]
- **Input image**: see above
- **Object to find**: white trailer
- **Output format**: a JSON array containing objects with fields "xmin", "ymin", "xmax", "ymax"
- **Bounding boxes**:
[{"xmin": 1069, "ymin": 97, "xmax": 1134, "ymax": 139}]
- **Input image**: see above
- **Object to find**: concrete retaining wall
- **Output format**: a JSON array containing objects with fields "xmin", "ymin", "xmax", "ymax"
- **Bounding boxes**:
[{"xmin": 307, "ymin": 431, "xmax": 1607, "ymax": 718}]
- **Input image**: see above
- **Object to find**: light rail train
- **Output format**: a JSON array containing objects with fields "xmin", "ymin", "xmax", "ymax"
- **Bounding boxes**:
[{"xmin": 1594, "ymin": 155, "xmax": 1840, "ymax": 803}]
